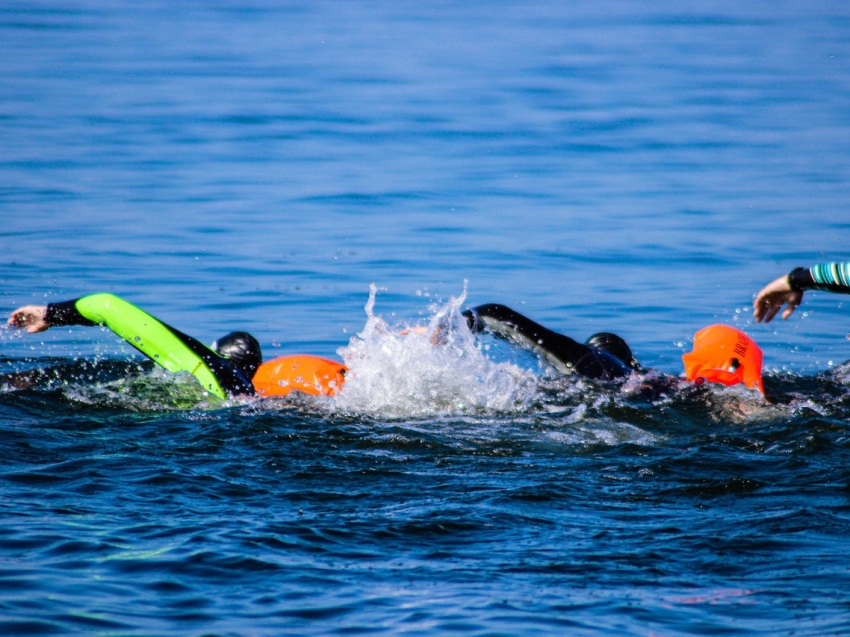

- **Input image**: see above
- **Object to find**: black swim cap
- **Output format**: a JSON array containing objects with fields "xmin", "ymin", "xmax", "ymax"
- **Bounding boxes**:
[
  {"xmin": 585, "ymin": 332, "xmax": 641, "ymax": 371},
  {"xmin": 212, "ymin": 331, "xmax": 262, "ymax": 379}
]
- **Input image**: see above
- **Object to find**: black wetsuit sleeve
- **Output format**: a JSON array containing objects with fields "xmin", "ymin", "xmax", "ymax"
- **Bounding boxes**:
[
  {"xmin": 44, "ymin": 299, "xmax": 97, "ymax": 327},
  {"xmin": 464, "ymin": 304, "xmax": 590, "ymax": 363},
  {"xmin": 463, "ymin": 304, "xmax": 630, "ymax": 380}
]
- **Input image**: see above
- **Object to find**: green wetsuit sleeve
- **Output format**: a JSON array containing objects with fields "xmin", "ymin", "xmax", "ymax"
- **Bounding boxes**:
[{"xmin": 74, "ymin": 294, "xmax": 230, "ymax": 399}]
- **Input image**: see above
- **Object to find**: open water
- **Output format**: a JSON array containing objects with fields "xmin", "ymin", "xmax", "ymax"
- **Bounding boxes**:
[{"xmin": 2, "ymin": 1, "xmax": 850, "ymax": 635}]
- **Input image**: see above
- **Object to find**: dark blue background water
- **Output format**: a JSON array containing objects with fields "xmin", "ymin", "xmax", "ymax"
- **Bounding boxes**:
[{"xmin": 2, "ymin": 1, "xmax": 850, "ymax": 634}]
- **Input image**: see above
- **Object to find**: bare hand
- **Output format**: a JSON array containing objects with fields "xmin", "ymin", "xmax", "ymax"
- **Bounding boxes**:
[
  {"xmin": 399, "ymin": 324, "xmax": 446, "ymax": 345},
  {"xmin": 753, "ymin": 276, "xmax": 803, "ymax": 323},
  {"xmin": 7, "ymin": 305, "xmax": 50, "ymax": 334}
]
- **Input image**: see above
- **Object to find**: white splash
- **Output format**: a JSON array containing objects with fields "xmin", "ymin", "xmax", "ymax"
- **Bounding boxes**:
[{"xmin": 331, "ymin": 283, "xmax": 539, "ymax": 418}]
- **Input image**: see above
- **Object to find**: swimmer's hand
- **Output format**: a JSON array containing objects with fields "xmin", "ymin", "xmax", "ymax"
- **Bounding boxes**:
[
  {"xmin": 398, "ymin": 326, "xmax": 429, "ymax": 336},
  {"xmin": 753, "ymin": 275, "xmax": 803, "ymax": 323},
  {"xmin": 7, "ymin": 305, "xmax": 50, "ymax": 334},
  {"xmin": 398, "ymin": 325, "xmax": 447, "ymax": 345}
]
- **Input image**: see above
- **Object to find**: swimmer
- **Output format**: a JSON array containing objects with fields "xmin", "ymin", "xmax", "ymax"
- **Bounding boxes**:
[
  {"xmin": 461, "ymin": 303, "xmax": 766, "ymax": 397},
  {"xmin": 754, "ymin": 262, "xmax": 850, "ymax": 323},
  {"xmin": 7, "ymin": 294, "xmax": 259, "ymax": 399},
  {"xmin": 7, "ymin": 293, "xmax": 346, "ymax": 400}
]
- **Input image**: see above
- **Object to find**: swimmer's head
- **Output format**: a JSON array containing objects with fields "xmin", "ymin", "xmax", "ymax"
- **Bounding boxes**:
[
  {"xmin": 212, "ymin": 331, "xmax": 262, "ymax": 379},
  {"xmin": 585, "ymin": 332, "xmax": 641, "ymax": 371}
]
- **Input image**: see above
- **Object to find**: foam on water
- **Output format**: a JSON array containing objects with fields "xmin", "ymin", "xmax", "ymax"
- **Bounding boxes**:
[
  {"xmin": 544, "ymin": 416, "xmax": 663, "ymax": 448},
  {"xmin": 332, "ymin": 283, "xmax": 539, "ymax": 418}
]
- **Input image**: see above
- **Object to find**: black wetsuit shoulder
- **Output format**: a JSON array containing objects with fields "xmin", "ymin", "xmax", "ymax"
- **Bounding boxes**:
[{"xmin": 168, "ymin": 325, "xmax": 255, "ymax": 397}]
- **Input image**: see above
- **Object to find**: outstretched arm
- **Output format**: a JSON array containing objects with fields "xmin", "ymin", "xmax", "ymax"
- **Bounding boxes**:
[
  {"xmin": 754, "ymin": 263, "xmax": 850, "ymax": 323},
  {"xmin": 463, "ymin": 303, "xmax": 589, "ymax": 371},
  {"xmin": 7, "ymin": 294, "xmax": 252, "ymax": 398},
  {"xmin": 462, "ymin": 303, "xmax": 630, "ymax": 380}
]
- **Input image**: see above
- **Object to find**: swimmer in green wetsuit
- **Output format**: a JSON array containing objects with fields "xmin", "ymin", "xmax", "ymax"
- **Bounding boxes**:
[
  {"xmin": 7, "ymin": 294, "xmax": 260, "ymax": 399},
  {"xmin": 753, "ymin": 262, "xmax": 850, "ymax": 323}
]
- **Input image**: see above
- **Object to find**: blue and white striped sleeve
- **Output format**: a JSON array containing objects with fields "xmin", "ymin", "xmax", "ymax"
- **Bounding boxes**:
[{"xmin": 788, "ymin": 262, "xmax": 850, "ymax": 294}]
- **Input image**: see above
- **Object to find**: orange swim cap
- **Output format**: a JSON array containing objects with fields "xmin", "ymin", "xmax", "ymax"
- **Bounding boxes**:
[
  {"xmin": 252, "ymin": 355, "xmax": 347, "ymax": 397},
  {"xmin": 682, "ymin": 325, "xmax": 764, "ymax": 394}
]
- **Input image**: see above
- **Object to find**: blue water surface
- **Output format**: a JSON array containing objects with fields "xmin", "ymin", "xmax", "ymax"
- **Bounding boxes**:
[{"xmin": 2, "ymin": 1, "xmax": 850, "ymax": 635}]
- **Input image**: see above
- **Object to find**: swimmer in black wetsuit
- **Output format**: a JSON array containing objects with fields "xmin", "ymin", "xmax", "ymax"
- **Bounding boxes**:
[
  {"xmin": 460, "ymin": 303, "xmax": 766, "ymax": 404},
  {"xmin": 462, "ymin": 303, "xmax": 641, "ymax": 381},
  {"xmin": 6, "ymin": 294, "xmax": 261, "ymax": 399}
]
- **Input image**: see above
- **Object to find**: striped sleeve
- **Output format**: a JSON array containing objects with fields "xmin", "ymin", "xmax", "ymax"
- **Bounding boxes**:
[{"xmin": 801, "ymin": 262, "xmax": 850, "ymax": 294}]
